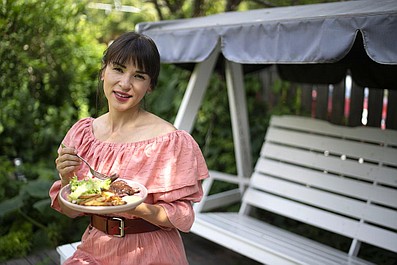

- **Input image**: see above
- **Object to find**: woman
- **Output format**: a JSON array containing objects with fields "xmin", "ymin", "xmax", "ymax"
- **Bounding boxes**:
[{"xmin": 49, "ymin": 31, "xmax": 209, "ymax": 264}]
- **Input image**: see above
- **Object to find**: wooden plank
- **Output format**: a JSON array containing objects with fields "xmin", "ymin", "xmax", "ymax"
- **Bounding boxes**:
[
  {"xmin": 192, "ymin": 217, "xmax": 307, "ymax": 265},
  {"xmin": 43, "ymin": 249, "xmax": 61, "ymax": 264},
  {"xmin": 208, "ymin": 170, "xmax": 248, "ymax": 184},
  {"xmin": 25, "ymin": 250, "xmax": 58, "ymax": 265},
  {"xmin": 57, "ymin": 244, "xmax": 77, "ymax": 264},
  {"xmin": 353, "ymin": 221, "xmax": 397, "ymax": 253},
  {"xmin": 71, "ymin": 242, "xmax": 80, "ymax": 249},
  {"xmin": 3, "ymin": 259, "xmax": 30, "ymax": 265},
  {"xmin": 243, "ymin": 189, "xmax": 397, "ymax": 253},
  {"xmin": 260, "ymin": 139, "xmax": 397, "ymax": 186},
  {"xmin": 269, "ymin": 116, "xmax": 397, "ymax": 146},
  {"xmin": 250, "ymin": 171, "xmax": 397, "ymax": 229},
  {"xmin": 173, "ymin": 44, "xmax": 219, "ymax": 132},
  {"xmin": 264, "ymin": 129, "xmax": 397, "ymax": 166},
  {"xmin": 204, "ymin": 215, "xmax": 342, "ymax": 265},
  {"xmin": 192, "ymin": 213, "xmax": 374, "ymax": 265},
  {"xmin": 225, "ymin": 59, "xmax": 253, "ymax": 180},
  {"xmin": 260, "ymin": 145, "xmax": 397, "ymax": 205},
  {"xmin": 256, "ymin": 157, "xmax": 397, "ymax": 198},
  {"xmin": 210, "ymin": 213, "xmax": 377, "ymax": 265},
  {"xmin": 198, "ymin": 189, "xmax": 241, "ymax": 212}
]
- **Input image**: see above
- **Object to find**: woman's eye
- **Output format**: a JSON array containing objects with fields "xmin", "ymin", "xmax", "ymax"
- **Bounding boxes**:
[
  {"xmin": 113, "ymin": 67, "xmax": 123, "ymax": 73},
  {"xmin": 134, "ymin": 74, "xmax": 145, "ymax": 80}
]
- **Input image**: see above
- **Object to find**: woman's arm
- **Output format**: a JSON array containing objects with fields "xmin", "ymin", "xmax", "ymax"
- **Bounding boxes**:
[{"xmin": 128, "ymin": 203, "xmax": 173, "ymax": 228}]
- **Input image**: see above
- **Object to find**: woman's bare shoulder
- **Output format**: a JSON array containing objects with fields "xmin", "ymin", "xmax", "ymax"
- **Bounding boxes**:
[{"xmin": 143, "ymin": 112, "xmax": 176, "ymax": 136}]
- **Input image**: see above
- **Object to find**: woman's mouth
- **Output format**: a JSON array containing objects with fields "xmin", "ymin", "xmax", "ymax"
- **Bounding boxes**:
[{"xmin": 114, "ymin": 91, "xmax": 132, "ymax": 101}]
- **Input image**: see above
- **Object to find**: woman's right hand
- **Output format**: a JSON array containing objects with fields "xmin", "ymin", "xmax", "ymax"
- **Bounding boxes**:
[{"xmin": 55, "ymin": 145, "xmax": 81, "ymax": 186}]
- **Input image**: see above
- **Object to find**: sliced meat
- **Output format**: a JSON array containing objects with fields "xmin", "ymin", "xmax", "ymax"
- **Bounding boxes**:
[{"xmin": 109, "ymin": 180, "xmax": 140, "ymax": 196}]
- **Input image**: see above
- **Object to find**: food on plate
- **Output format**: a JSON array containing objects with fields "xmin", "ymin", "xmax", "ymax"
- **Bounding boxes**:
[
  {"xmin": 109, "ymin": 180, "xmax": 140, "ymax": 196},
  {"xmin": 68, "ymin": 177, "xmax": 111, "ymax": 201},
  {"xmin": 68, "ymin": 177, "xmax": 140, "ymax": 206}
]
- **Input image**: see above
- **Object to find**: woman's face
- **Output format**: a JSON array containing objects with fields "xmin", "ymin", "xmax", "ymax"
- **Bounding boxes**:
[{"xmin": 102, "ymin": 61, "xmax": 151, "ymax": 113}]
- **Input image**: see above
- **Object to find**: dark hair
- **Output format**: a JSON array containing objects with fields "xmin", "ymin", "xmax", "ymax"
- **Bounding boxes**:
[{"xmin": 100, "ymin": 31, "xmax": 160, "ymax": 88}]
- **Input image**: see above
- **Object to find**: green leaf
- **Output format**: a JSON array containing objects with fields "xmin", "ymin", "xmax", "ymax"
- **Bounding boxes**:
[
  {"xmin": 25, "ymin": 179, "xmax": 53, "ymax": 198},
  {"xmin": 33, "ymin": 198, "xmax": 51, "ymax": 214},
  {"xmin": 0, "ymin": 195, "xmax": 24, "ymax": 217}
]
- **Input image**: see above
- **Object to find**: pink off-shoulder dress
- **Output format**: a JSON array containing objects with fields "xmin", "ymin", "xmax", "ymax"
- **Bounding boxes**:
[{"xmin": 49, "ymin": 118, "xmax": 209, "ymax": 265}]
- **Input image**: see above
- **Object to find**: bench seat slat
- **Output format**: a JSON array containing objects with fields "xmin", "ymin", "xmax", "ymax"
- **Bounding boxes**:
[
  {"xmin": 191, "ymin": 213, "xmax": 374, "ymax": 265},
  {"xmin": 244, "ymin": 188, "xmax": 397, "ymax": 253},
  {"xmin": 203, "ymin": 213, "xmax": 351, "ymax": 264}
]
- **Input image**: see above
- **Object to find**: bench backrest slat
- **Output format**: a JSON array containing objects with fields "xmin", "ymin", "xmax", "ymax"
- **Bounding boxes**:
[
  {"xmin": 258, "ymin": 145, "xmax": 397, "ymax": 205},
  {"xmin": 250, "ymin": 170, "xmax": 397, "ymax": 230},
  {"xmin": 270, "ymin": 116, "xmax": 397, "ymax": 147},
  {"xmin": 260, "ymin": 143, "xmax": 397, "ymax": 189},
  {"xmin": 243, "ymin": 188, "xmax": 397, "ymax": 253},
  {"xmin": 266, "ymin": 127, "xmax": 397, "ymax": 167},
  {"xmin": 242, "ymin": 115, "xmax": 397, "ymax": 254}
]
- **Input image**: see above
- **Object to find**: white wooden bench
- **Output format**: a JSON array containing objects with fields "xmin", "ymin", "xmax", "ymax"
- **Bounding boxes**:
[
  {"xmin": 56, "ymin": 115, "xmax": 397, "ymax": 264},
  {"xmin": 191, "ymin": 115, "xmax": 397, "ymax": 265},
  {"xmin": 57, "ymin": 241, "xmax": 80, "ymax": 264}
]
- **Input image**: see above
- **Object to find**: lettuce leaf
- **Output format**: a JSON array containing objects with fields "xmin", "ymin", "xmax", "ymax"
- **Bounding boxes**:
[{"xmin": 68, "ymin": 176, "xmax": 111, "ymax": 202}]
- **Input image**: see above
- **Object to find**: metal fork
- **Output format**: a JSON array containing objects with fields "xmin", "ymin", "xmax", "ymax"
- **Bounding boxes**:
[{"xmin": 61, "ymin": 144, "xmax": 118, "ymax": 181}]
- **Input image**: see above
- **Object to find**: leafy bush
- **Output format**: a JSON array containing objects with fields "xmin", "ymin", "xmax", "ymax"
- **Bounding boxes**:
[
  {"xmin": 0, "ymin": 0, "xmax": 100, "ymax": 259},
  {"xmin": 0, "ymin": 0, "xmax": 104, "ymax": 163},
  {"xmin": 0, "ymin": 224, "xmax": 32, "ymax": 262},
  {"xmin": 0, "ymin": 0, "xmax": 307, "ymax": 262},
  {"xmin": 0, "ymin": 160, "xmax": 89, "ymax": 260}
]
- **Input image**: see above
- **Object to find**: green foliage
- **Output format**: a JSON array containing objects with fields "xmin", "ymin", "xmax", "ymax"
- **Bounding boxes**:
[
  {"xmin": 0, "ymin": 0, "xmax": 104, "ymax": 164},
  {"xmin": 145, "ymin": 64, "xmax": 190, "ymax": 121},
  {"xmin": 0, "ymin": 166, "xmax": 88, "ymax": 257},
  {"xmin": 0, "ymin": 0, "xmax": 345, "ymax": 262},
  {"xmin": 0, "ymin": 222, "xmax": 32, "ymax": 262},
  {"xmin": 0, "ymin": 0, "xmax": 103, "ymax": 259},
  {"xmin": 0, "ymin": 158, "xmax": 21, "ymax": 201},
  {"xmin": 86, "ymin": 0, "xmax": 157, "ymax": 43}
]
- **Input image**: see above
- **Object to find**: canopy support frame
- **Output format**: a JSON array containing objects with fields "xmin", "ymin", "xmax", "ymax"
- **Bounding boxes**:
[
  {"xmin": 173, "ymin": 44, "xmax": 220, "ymax": 131},
  {"xmin": 174, "ymin": 45, "xmax": 253, "ymax": 212},
  {"xmin": 225, "ymin": 59, "xmax": 253, "ymax": 185}
]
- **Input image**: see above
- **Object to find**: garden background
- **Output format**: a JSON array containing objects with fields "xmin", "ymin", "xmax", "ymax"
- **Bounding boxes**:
[{"xmin": 0, "ymin": 0, "xmax": 349, "ymax": 261}]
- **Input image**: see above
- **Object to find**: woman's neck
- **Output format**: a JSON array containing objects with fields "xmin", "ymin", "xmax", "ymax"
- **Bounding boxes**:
[{"xmin": 106, "ymin": 108, "xmax": 143, "ymax": 133}]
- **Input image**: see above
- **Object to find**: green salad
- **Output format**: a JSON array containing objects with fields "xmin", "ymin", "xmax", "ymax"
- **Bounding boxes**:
[{"xmin": 68, "ymin": 176, "xmax": 111, "ymax": 202}]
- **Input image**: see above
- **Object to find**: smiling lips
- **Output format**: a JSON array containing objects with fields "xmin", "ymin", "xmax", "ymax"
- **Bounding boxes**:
[{"xmin": 114, "ymin": 91, "xmax": 132, "ymax": 101}]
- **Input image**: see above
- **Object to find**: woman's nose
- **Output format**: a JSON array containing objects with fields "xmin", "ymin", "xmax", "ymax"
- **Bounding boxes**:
[{"xmin": 119, "ymin": 74, "xmax": 132, "ymax": 89}]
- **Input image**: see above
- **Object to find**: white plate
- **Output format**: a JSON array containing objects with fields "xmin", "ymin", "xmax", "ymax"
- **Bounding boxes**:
[{"xmin": 59, "ymin": 179, "xmax": 147, "ymax": 214}]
